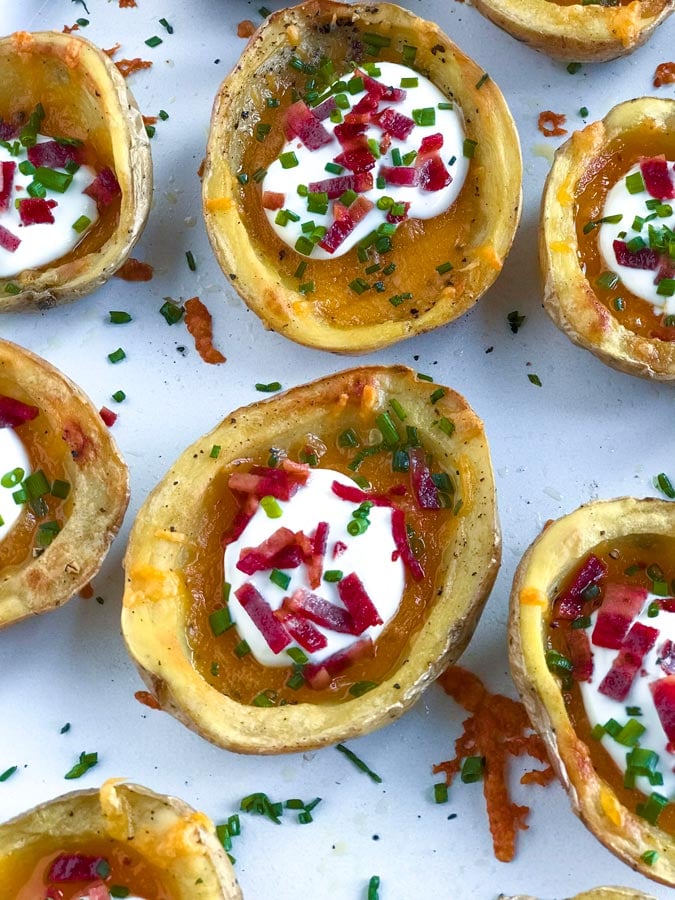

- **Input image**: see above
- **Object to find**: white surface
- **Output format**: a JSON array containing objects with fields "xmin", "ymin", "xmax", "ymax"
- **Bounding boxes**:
[{"xmin": 0, "ymin": 2, "xmax": 673, "ymax": 899}]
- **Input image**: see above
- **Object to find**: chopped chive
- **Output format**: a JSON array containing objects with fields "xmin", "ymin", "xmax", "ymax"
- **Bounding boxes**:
[
  {"xmin": 294, "ymin": 261, "xmax": 308, "ymax": 280},
  {"xmin": 475, "ymin": 72, "xmax": 490, "ymax": 89},
  {"xmin": 641, "ymin": 850, "xmax": 659, "ymax": 866},
  {"xmin": 159, "ymin": 299, "xmax": 184, "ymax": 324},
  {"xmin": 34, "ymin": 166, "xmax": 72, "ymax": 193},
  {"xmin": 655, "ymin": 473, "xmax": 675, "ymax": 499},
  {"xmin": 270, "ymin": 568, "xmax": 291, "ymax": 590},
  {"xmin": 390, "ymin": 398, "xmax": 407, "ymax": 421},
  {"xmin": 256, "ymin": 123, "xmax": 272, "ymax": 142},
  {"xmin": 159, "ymin": 109, "xmax": 169, "ymax": 120},
  {"xmin": 50, "ymin": 479, "xmax": 71, "ymax": 500},
  {"xmin": 571, "ymin": 615, "xmax": 592, "ymax": 629},
  {"xmin": 545, "ymin": 649, "xmax": 572, "ymax": 675},
  {"xmin": 255, "ymin": 381, "xmax": 282, "ymax": 392},
  {"xmin": 579, "ymin": 106, "xmax": 589, "ymax": 117},
  {"xmin": 209, "ymin": 607, "xmax": 233, "ymax": 636},
  {"xmin": 437, "ymin": 417, "xmax": 455, "ymax": 437},
  {"xmin": 349, "ymin": 277, "xmax": 369, "ymax": 295},
  {"xmin": 234, "ymin": 640, "xmax": 251, "ymax": 658},
  {"xmin": 528, "ymin": 373, "xmax": 542, "ymax": 386},
  {"xmin": 436, "ymin": 261, "xmax": 453, "ymax": 275},
  {"xmin": 185, "ymin": 250, "xmax": 196, "ymax": 271},
  {"xmin": 463, "ymin": 139, "xmax": 478, "ymax": 158},
  {"xmin": 429, "ymin": 388, "xmax": 445, "ymax": 404},
  {"xmin": 338, "ymin": 428, "xmax": 359, "ymax": 449},
  {"xmin": 64, "ymin": 750, "xmax": 98, "ymax": 780},
  {"xmin": 111, "ymin": 390, "xmax": 126, "ymax": 404},
  {"xmin": 109, "ymin": 310, "xmax": 132, "ymax": 324},
  {"xmin": 335, "ymin": 743, "xmax": 382, "ymax": 783},
  {"xmin": 582, "ymin": 213, "xmax": 622, "ymax": 234},
  {"xmin": 159, "ymin": 17, "xmax": 174, "ymax": 33},
  {"xmin": 636, "ymin": 792, "xmax": 668, "ymax": 825},
  {"xmin": 657, "ymin": 278, "xmax": 675, "ymax": 297},
  {"xmin": 417, "ymin": 373, "xmax": 433, "ymax": 382},
  {"xmin": 145, "ymin": 125, "xmax": 156, "ymax": 139},
  {"xmin": 349, "ymin": 681, "xmax": 378, "ymax": 697},
  {"xmin": 412, "ymin": 108, "xmax": 435, "ymax": 127},
  {"xmin": 4, "ymin": 283, "xmax": 20, "ymax": 295},
  {"xmin": 401, "ymin": 76, "xmax": 418, "ymax": 88},
  {"xmin": 295, "ymin": 235, "xmax": 314, "ymax": 256},
  {"xmin": 210, "ymin": 444, "xmax": 221, "ymax": 458},
  {"xmin": 438, "ymin": 101, "xmax": 453, "ymax": 110},
  {"xmin": 615, "ymin": 718, "xmax": 646, "ymax": 747},
  {"xmin": 145, "ymin": 36, "xmax": 163, "ymax": 48},
  {"xmin": 0, "ymin": 765, "xmax": 17, "ymax": 782},
  {"xmin": 323, "ymin": 570, "xmax": 343, "ymax": 582},
  {"xmin": 237, "ymin": 172, "xmax": 249, "ymax": 185},
  {"xmin": 368, "ymin": 876, "xmax": 381, "ymax": 900},
  {"xmin": 72, "ymin": 215, "xmax": 91, "ymax": 234},
  {"xmin": 252, "ymin": 167, "xmax": 267, "ymax": 183},
  {"xmin": 253, "ymin": 692, "xmax": 275, "ymax": 708},
  {"xmin": 108, "ymin": 348, "xmax": 126, "ymax": 364},
  {"xmin": 625, "ymin": 171, "xmax": 645, "ymax": 194},
  {"xmin": 260, "ymin": 496, "xmax": 283, "ymax": 518},
  {"xmin": 298, "ymin": 281, "xmax": 315, "ymax": 295},
  {"xmin": 566, "ymin": 62, "xmax": 582, "ymax": 74},
  {"xmin": 460, "ymin": 755, "xmax": 485, "ymax": 783},
  {"xmin": 433, "ymin": 782, "xmax": 449, "ymax": 803}
]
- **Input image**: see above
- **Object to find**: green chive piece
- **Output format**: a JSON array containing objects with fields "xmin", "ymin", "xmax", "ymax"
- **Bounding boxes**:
[
  {"xmin": 655, "ymin": 473, "xmax": 675, "ymax": 499},
  {"xmin": 349, "ymin": 277, "xmax": 369, "ymax": 295},
  {"xmin": 260, "ymin": 495, "xmax": 282, "ymax": 518},
  {"xmin": 270, "ymin": 568, "xmax": 291, "ymax": 590},
  {"xmin": 107, "ymin": 348, "xmax": 126, "ymax": 364},
  {"xmin": 210, "ymin": 444, "xmax": 221, "ymax": 459},
  {"xmin": 429, "ymin": 388, "xmax": 445, "ymax": 404},
  {"xmin": 412, "ymin": 108, "xmax": 435, "ymax": 127},
  {"xmin": 368, "ymin": 876, "xmax": 381, "ymax": 900},
  {"xmin": 335, "ymin": 743, "xmax": 382, "ymax": 783},
  {"xmin": 0, "ymin": 765, "xmax": 17, "ymax": 782},
  {"xmin": 433, "ymin": 782, "xmax": 449, "ymax": 803},
  {"xmin": 109, "ymin": 310, "xmax": 132, "ymax": 324},
  {"xmin": 286, "ymin": 671, "xmax": 305, "ymax": 690},
  {"xmin": 4, "ymin": 283, "xmax": 20, "ymax": 295},
  {"xmin": 437, "ymin": 417, "xmax": 455, "ymax": 437},
  {"xmin": 657, "ymin": 278, "xmax": 675, "ymax": 297},
  {"xmin": 338, "ymin": 428, "xmax": 359, "ymax": 448},
  {"xmin": 159, "ymin": 109, "xmax": 169, "ymax": 120},
  {"xmin": 185, "ymin": 250, "xmax": 196, "ymax": 271},
  {"xmin": 253, "ymin": 692, "xmax": 275, "ymax": 708},
  {"xmin": 323, "ymin": 569, "xmax": 343, "ymax": 582},
  {"xmin": 571, "ymin": 615, "xmax": 592, "ymax": 629},
  {"xmin": 145, "ymin": 35, "xmax": 163, "ymax": 47},
  {"xmin": 36, "ymin": 521, "xmax": 60, "ymax": 548},
  {"xmin": 64, "ymin": 750, "xmax": 98, "ymax": 780},
  {"xmin": 234, "ymin": 640, "xmax": 251, "ymax": 658},
  {"xmin": 463, "ymin": 139, "xmax": 478, "ymax": 158},
  {"xmin": 436, "ymin": 261, "xmax": 453, "ymax": 275},
  {"xmin": 1, "ymin": 467, "xmax": 24, "ymax": 489},
  {"xmin": 460, "ymin": 755, "xmax": 485, "ymax": 783},
  {"xmin": 252, "ymin": 167, "xmax": 267, "ymax": 183},
  {"xmin": 237, "ymin": 172, "xmax": 249, "ymax": 185},
  {"xmin": 615, "ymin": 718, "xmax": 646, "ymax": 747},
  {"xmin": 545, "ymin": 649, "xmax": 572, "ymax": 676},
  {"xmin": 625, "ymin": 171, "xmax": 646, "ymax": 194},
  {"xmin": 528, "ymin": 373, "xmax": 542, "ymax": 387},
  {"xmin": 159, "ymin": 300, "xmax": 184, "ymax": 324},
  {"xmin": 626, "ymin": 706, "xmax": 642, "ymax": 717},
  {"xmin": 476, "ymin": 72, "xmax": 490, "ymax": 89},
  {"xmin": 390, "ymin": 398, "xmax": 407, "ymax": 422},
  {"xmin": 279, "ymin": 151, "xmax": 299, "ymax": 169},
  {"xmin": 566, "ymin": 62, "xmax": 582, "ymax": 73},
  {"xmin": 579, "ymin": 106, "xmax": 589, "ymax": 117},
  {"xmin": 72, "ymin": 215, "xmax": 91, "ymax": 234},
  {"xmin": 51, "ymin": 479, "xmax": 71, "ymax": 499},
  {"xmin": 23, "ymin": 469, "xmax": 50, "ymax": 499},
  {"xmin": 641, "ymin": 850, "xmax": 659, "ymax": 866},
  {"xmin": 349, "ymin": 681, "xmax": 378, "ymax": 697},
  {"xmin": 590, "ymin": 723, "xmax": 606, "ymax": 741},
  {"xmin": 255, "ymin": 381, "xmax": 282, "ymax": 392},
  {"xmin": 145, "ymin": 125, "xmax": 156, "ymax": 139},
  {"xmin": 636, "ymin": 792, "xmax": 668, "ymax": 825},
  {"xmin": 209, "ymin": 607, "xmax": 233, "ymax": 636},
  {"xmin": 376, "ymin": 411, "xmax": 399, "ymax": 446}
]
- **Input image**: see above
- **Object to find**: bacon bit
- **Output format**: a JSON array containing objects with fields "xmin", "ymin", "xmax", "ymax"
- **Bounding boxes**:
[
  {"xmin": 115, "ymin": 57, "xmax": 152, "ymax": 79},
  {"xmin": 537, "ymin": 111, "xmax": 567, "ymax": 137},
  {"xmin": 304, "ymin": 637, "xmax": 374, "ymax": 689},
  {"xmin": 197, "ymin": 158, "xmax": 206, "ymax": 180},
  {"xmin": 135, "ymin": 690, "xmax": 161, "ymax": 710},
  {"xmin": 99, "ymin": 406, "xmax": 118, "ymax": 427},
  {"xmin": 434, "ymin": 666, "xmax": 554, "ymax": 863},
  {"xmin": 654, "ymin": 62, "xmax": 675, "ymax": 87},
  {"xmin": 184, "ymin": 297, "xmax": 226, "ymax": 365},
  {"xmin": 262, "ymin": 190, "xmax": 285, "ymax": 210},
  {"xmin": 103, "ymin": 43, "xmax": 122, "ymax": 59},
  {"xmin": 237, "ymin": 19, "xmax": 257, "ymax": 38},
  {"xmin": 0, "ymin": 394, "xmax": 37, "ymax": 429},
  {"xmin": 114, "ymin": 257, "xmax": 154, "ymax": 282},
  {"xmin": 142, "ymin": 114, "xmax": 158, "ymax": 126},
  {"xmin": 79, "ymin": 582, "xmax": 94, "ymax": 599},
  {"xmin": 62, "ymin": 24, "xmax": 80, "ymax": 33},
  {"xmin": 119, "ymin": 0, "xmax": 137, "ymax": 7},
  {"xmin": 48, "ymin": 854, "xmax": 108, "ymax": 882}
]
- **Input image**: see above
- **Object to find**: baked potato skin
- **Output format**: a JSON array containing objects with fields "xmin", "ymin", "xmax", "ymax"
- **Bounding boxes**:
[
  {"xmin": 203, "ymin": 0, "xmax": 522, "ymax": 353},
  {"xmin": 0, "ymin": 782, "xmax": 242, "ymax": 899},
  {"xmin": 0, "ymin": 338, "xmax": 129, "ymax": 629},
  {"xmin": 471, "ymin": 0, "xmax": 673, "ymax": 62},
  {"xmin": 122, "ymin": 366, "xmax": 500, "ymax": 754},
  {"xmin": 0, "ymin": 31, "xmax": 152, "ymax": 311},
  {"xmin": 540, "ymin": 98, "xmax": 675, "ymax": 382},
  {"xmin": 509, "ymin": 498, "xmax": 675, "ymax": 887},
  {"xmin": 499, "ymin": 889, "xmax": 657, "ymax": 900}
]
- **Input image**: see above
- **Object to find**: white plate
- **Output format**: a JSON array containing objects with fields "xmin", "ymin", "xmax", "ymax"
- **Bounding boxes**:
[{"xmin": 0, "ymin": 2, "xmax": 673, "ymax": 898}]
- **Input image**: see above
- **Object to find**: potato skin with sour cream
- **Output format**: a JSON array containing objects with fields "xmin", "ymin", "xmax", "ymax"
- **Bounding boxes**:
[
  {"xmin": 122, "ymin": 366, "xmax": 500, "ymax": 754},
  {"xmin": 202, "ymin": 0, "xmax": 521, "ymax": 353},
  {"xmin": 509, "ymin": 497, "xmax": 675, "ymax": 888}
]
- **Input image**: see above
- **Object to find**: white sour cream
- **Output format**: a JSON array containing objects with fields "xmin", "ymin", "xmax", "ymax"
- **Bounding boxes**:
[
  {"xmin": 0, "ymin": 135, "xmax": 99, "ymax": 278},
  {"xmin": 0, "ymin": 426, "xmax": 31, "ymax": 544},
  {"xmin": 598, "ymin": 160, "xmax": 675, "ymax": 315},
  {"xmin": 262, "ymin": 61, "xmax": 469, "ymax": 259},
  {"xmin": 224, "ymin": 468, "xmax": 405, "ymax": 667},
  {"xmin": 580, "ymin": 593, "xmax": 675, "ymax": 797}
]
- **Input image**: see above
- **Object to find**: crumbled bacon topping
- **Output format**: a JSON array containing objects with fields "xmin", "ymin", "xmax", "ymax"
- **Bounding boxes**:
[
  {"xmin": 184, "ymin": 297, "xmax": 226, "ymax": 364},
  {"xmin": 115, "ymin": 57, "xmax": 152, "ymax": 78},
  {"xmin": 537, "ymin": 110, "xmax": 567, "ymax": 137}
]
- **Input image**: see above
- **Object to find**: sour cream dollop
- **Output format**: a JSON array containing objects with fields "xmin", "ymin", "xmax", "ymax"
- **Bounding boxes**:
[
  {"xmin": 598, "ymin": 159, "xmax": 675, "ymax": 316},
  {"xmin": 0, "ymin": 135, "xmax": 99, "ymax": 278},
  {"xmin": 224, "ymin": 468, "xmax": 405, "ymax": 667},
  {"xmin": 262, "ymin": 61, "xmax": 469, "ymax": 260},
  {"xmin": 580, "ymin": 593, "xmax": 675, "ymax": 797},
  {"xmin": 0, "ymin": 427, "xmax": 31, "ymax": 544}
]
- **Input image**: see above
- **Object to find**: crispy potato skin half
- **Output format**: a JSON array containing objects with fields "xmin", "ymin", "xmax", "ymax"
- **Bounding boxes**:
[
  {"xmin": 540, "ymin": 98, "xmax": 675, "ymax": 382},
  {"xmin": 509, "ymin": 498, "xmax": 675, "ymax": 887},
  {"xmin": 472, "ymin": 0, "xmax": 673, "ymax": 62},
  {"xmin": 0, "ymin": 781, "xmax": 242, "ymax": 899},
  {"xmin": 0, "ymin": 31, "xmax": 152, "ymax": 311},
  {"xmin": 122, "ymin": 366, "xmax": 500, "ymax": 754},
  {"xmin": 0, "ymin": 338, "xmax": 129, "ymax": 628},
  {"xmin": 202, "ymin": 0, "xmax": 522, "ymax": 353},
  {"xmin": 500, "ymin": 890, "xmax": 657, "ymax": 900}
]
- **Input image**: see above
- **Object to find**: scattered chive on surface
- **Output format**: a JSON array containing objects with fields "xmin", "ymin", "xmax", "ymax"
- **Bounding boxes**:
[{"xmin": 336, "ymin": 743, "xmax": 383, "ymax": 783}]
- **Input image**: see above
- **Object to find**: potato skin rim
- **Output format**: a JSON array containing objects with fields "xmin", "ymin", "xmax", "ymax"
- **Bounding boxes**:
[
  {"xmin": 0, "ymin": 781, "xmax": 242, "ymax": 899},
  {"xmin": 202, "ymin": 0, "xmax": 522, "ymax": 354},
  {"xmin": 509, "ymin": 497, "xmax": 675, "ymax": 887},
  {"xmin": 0, "ymin": 30, "xmax": 153, "ymax": 311},
  {"xmin": 122, "ymin": 365, "xmax": 500, "ymax": 754},
  {"xmin": 0, "ymin": 338, "xmax": 129, "ymax": 629},
  {"xmin": 540, "ymin": 97, "xmax": 675, "ymax": 382}
]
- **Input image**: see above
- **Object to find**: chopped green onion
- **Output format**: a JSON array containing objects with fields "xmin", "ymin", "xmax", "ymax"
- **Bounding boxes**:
[
  {"xmin": 412, "ymin": 108, "xmax": 435, "ymax": 127},
  {"xmin": 566, "ymin": 62, "xmax": 582, "ymax": 74},
  {"xmin": 437, "ymin": 417, "xmax": 455, "ymax": 437},
  {"xmin": 657, "ymin": 278, "xmax": 675, "ymax": 297},
  {"xmin": 376, "ymin": 411, "xmax": 399, "ymax": 446},
  {"xmin": 35, "ymin": 166, "xmax": 72, "ymax": 193},
  {"xmin": 390, "ymin": 398, "xmax": 407, "ymax": 421},
  {"xmin": 1, "ymin": 468, "xmax": 24, "ymax": 488},
  {"xmin": 51, "ymin": 479, "xmax": 71, "ymax": 499},
  {"xmin": 349, "ymin": 681, "xmax": 378, "ymax": 697},
  {"xmin": 253, "ymin": 691, "xmax": 275, "ymax": 708},
  {"xmin": 336, "ymin": 743, "xmax": 382, "ymax": 783},
  {"xmin": 286, "ymin": 671, "xmax": 305, "ymax": 690},
  {"xmin": 4, "ymin": 283, "xmax": 20, "ymax": 295},
  {"xmin": 64, "ymin": 750, "xmax": 98, "ymax": 780},
  {"xmin": 615, "ymin": 718, "xmax": 646, "ymax": 747},
  {"xmin": 0, "ymin": 765, "xmax": 17, "ymax": 782},
  {"xmin": 71, "ymin": 214, "xmax": 91, "ymax": 234},
  {"xmin": 252, "ymin": 167, "xmax": 267, "ymax": 183},
  {"xmin": 36, "ymin": 520, "xmax": 60, "ymax": 548},
  {"xmin": 349, "ymin": 277, "xmax": 369, "ymax": 295},
  {"xmin": 641, "ymin": 850, "xmax": 659, "ymax": 866},
  {"xmin": 636, "ymin": 792, "xmax": 668, "ymax": 825},
  {"xmin": 368, "ymin": 876, "xmax": 381, "ymax": 900},
  {"xmin": 237, "ymin": 172, "xmax": 249, "ymax": 185},
  {"xmin": 23, "ymin": 469, "xmax": 50, "ymax": 499},
  {"xmin": 325, "ymin": 161, "xmax": 343, "ymax": 174},
  {"xmin": 545, "ymin": 649, "xmax": 572, "ymax": 676},
  {"xmin": 433, "ymin": 782, "xmax": 449, "ymax": 803},
  {"xmin": 528, "ymin": 373, "xmax": 542, "ymax": 387},
  {"xmin": 571, "ymin": 615, "xmax": 591, "ymax": 629},
  {"xmin": 655, "ymin": 472, "xmax": 675, "ymax": 499},
  {"xmin": 234, "ymin": 640, "xmax": 251, "ymax": 658},
  {"xmin": 159, "ymin": 299, "xmax": 184, "ymax": 324},
  {"xmin": 107, "ymin": 347, "xmax": 126, "ymax": 364},
  {"xmin": 460, "ymin": 755, "xmax": 485, "ymax": 783},
  {"xmin": 323, "ymin": 570, "xmax": 343, "ymax": 582},
  {"xmin": 255, "ymin": 381, "xmax": 282, "ymax": 392},
  {"xmin": 209, "ymin": 607, "xmax": 233, "ymax": 636},
  {"xmin": 463, "ymin": 139, "xmax": 478, "ymax": 158},
  {"xmin": 579, "ymin": 106, "xmax": 589, "ymax": 118},
  {"xmin": 270, "ymin": 569, "xmax": 291, "ymax": 590},
  {"xmin": 436, "ymin": 261, "xmax": 453, "ymax": 275},
  {"xmin": 145, "ymin": 35, "xmax": 163, "ymax": 47},
  {"xmin": 582, "ymin": 213, "xmax": 622, "ymax": 234},
  {"xmin": 475, "ymin": 72, "xmax": 490, "ymax": 89},
  {"xmin": 260, "ymin": 496, "xmax": 283, "ymax": 518},
  {"xmin": 159, "ymin": 109, "xmax": 169, "ymax": 120},
  {"xmin": 185, "ymin": 250, "xmax": 196, "ymax": 271},
  {"xmin": 625, "ymin": 171, "xmax": 645, "ymax": 194},
  {"xmin": 210, "ymin": 444, "xmax": 221, "ymax": 459},
  {"xmin": 429, "ymin": 388, "xmax": 445, "ymax": 404},
  {"xmin": 256, "ymin": 123, "xmax": 271, "ymax": 142},
  {"xmin": 109, "ymin": 310, "xmax": 131, "ymax": 324},
  {"xmin": 145, "ymin": 125, "xmax": 156, "ymax": 139}
]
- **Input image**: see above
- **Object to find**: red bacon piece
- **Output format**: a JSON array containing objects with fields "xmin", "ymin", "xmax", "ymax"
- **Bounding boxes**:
[
  {"xmin": 84, "ymin": 167, "xmax": 121, "ymax": 207},
  {"xmin": 86, "ymin": 885, "xmax": 111, "ymax": 900},
  {"xmin": 304, "ymin": 637, "xmax": 374, "ymax": 690},
  {"xmin": 236, "ymin": 582, "xmax": 292, "ymax": 653},
  {"xmin": 319, "ymin": 213, "xmax": 357, "ymax": 254},
  {"xmin": 555, "ymin": 554, "xmax": 607, "ymax": 620},
  {"xmin": 374, "ymin": 107, "xmax": 415, "ymax": 140},
  {"xmin": 334, "ymin": 147, "xmax": 376, "ymax": 173},
  {"xmin": 379, "ymin": 165, "xmax": 419, "ymax": 187},
  {"xmin": 337, "ymin": 572, "xmax": 382, "ymax": 633},
  {"xmin": 237, "ymin": 526, "xmax": 297, "ymax": 575},
  {"xmin": 613, "ymin": 239, "xmax": 660, "ymax": 271},
  {"xmin": 308, "ymin": 172, "xmax": 373, "ymax": 199},
  {"xmin": 0, "ymin": 394, "xmax": 39, "ymax": 428},
  {"xmin": 221, "ymin": 495, "xmax": 258, "ymax": 548},
  {"xmin": 47, "ymin": 854, "xmax": 108, "ymax": 883},
  {"xmin": 650, "ymin": 676, "xmax": 675, "ymax": 743},
  {"xmin": 0, "ymin": 120, "xmax": 17, "ymax": 141},
  {"xmin": 640, "ymin": 156, "xmax": 675, "ymax": 200},
  {"xmin": 285, "ymin": 587, "xmax": 358, "ymax": 634},
  {"xmin": 280, "ymin": 458, "xmax": 310, "ymax": 481},
  {"xmin": 0, "ymin": 160, "xmax": 16, "ymax": 212},
  {"xmin": 334, "ymin": 122, "xmax": 368, "ymax": 145},
  {"xmin": 99, "ymin": 406, "xmax": 117, "ymax": 427},
  {"xmin": 330, "ymin": 480, "xmax": 393, "ymax": 507},
  {"xmin": 311, "ymin": 96, "xmax": 337, "ymax": 121},
  {"xmin": 306, "ymin": 521, "xmax": 329, "ymax": 589},
  {"xmin": 418, "ymin": 154, "xmax": 451, "ymax": 192},
  {"xmin": 0, "ymin": 224, "xmax": 20, "ymax": 253},
  {"xmin": 658, "ymin": 638, "xmax": 675, "ymax": 675},
  {"xmin": 391, "ymin": 507, "xmax": 424, "ymax": 581},
  {"xmin": 262, "ymin": 191, "xmax": 285, "ymax": 210},
  {"xmin": 350, "ymin": 92, "xmax": 380, "ymax": 117},
  {"xmin": 27, "ymin": 140, "xmax": 81, "ymax": 169},
  {"xmin": 567, "ymin": 628, "xmax": 593, "ymax": 682},
  {"xmin": 592, "ymin": 582, "xmax": 648, "ymax": 649},
  {"xmin": 418, "ymin": 133, "xmax": 444, "ymax": 155},
  {"xmin": 408, "ymin": 447, "xmax": 441, "ymax": 510},
  {"xmin": 278, "ymin": 612, "xmax": 328, "ymax": 652},
  {"xmin": 228, "ymin": 465, "xmax": 301, "ymax": 501},
  {"xmin": 333, "ymin": 540, "xmax": 347, "ymax": 557},
  {"xmin": 18, "ymin": 197, "xmax": 54, "ymax": 225},
  {"xmin": 285, "ymin": 100, "xmax": 333, "ymax": 150},
  {"xmin": 598, "ymin": 621, "xmax": 659, "ymax": 701}
]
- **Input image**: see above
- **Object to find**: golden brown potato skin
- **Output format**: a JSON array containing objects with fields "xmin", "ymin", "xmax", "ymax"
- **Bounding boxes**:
[
  {"xmin": 0, "ymin": 781, "xmax": 242, "ymax": 899},
  {"xmin": 122, "ymin": 366, "xmax": 500, "ymax": 754},
  {"xmin": 0, "ymin": 31, "xmax": 152, "ymax": 311},
  {"xmin": 202, "ymin": 0, "xmax": 521, "ymax": 353},
  {"xmin": 509, "ymin": 498, "xmax": 675, "ymax": 888},
  {"xmin": 471, "ymin": 0, "xmax": 673, "ymax": 62},
  {"xmin": 540, "ymin": 98, "xmax": 675, "ymax": 382},
  {"xmin": 0, "ymin": 338, "xmax": 129, "ymax": 629},
  {"xmin": 500, "ymin": 889, "xmax": 657, "ymax": 900}
]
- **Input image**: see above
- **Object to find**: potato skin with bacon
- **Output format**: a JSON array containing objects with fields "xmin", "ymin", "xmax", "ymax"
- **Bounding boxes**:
[
  {"xmin": 540, "ymin": 98, "xmax": 675, "ymax": 381},
  {"xmin": 509, "ymin": 498, "xmax": 675, "ymax": 888},
  {"xmin": 471, "ymin": 0, "xmax": 673, "ymax": 62},
  {"xmin": 122, "ymin": 366, "xmax": 500, "ymax": 754},
  {"xmin": 202, "ymin": 0, "xmax": 521, "ymax": 353},
  {"xmin": 0, "ymin": 781, "xmax": 242, "ymax": 899},
  {"xmin": 0, "ymin": 338, "xmax": 129, "ymax": 629},
  {"xmin": 0, "ymin": 31, "xmax": 152, "ymax": 310}
]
